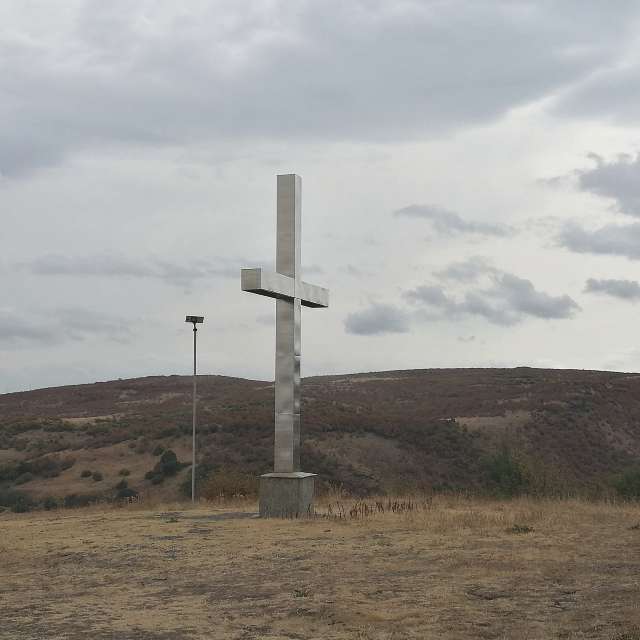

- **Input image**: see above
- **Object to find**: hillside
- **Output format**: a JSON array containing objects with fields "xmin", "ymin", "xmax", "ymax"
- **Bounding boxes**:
[{"xmin": 2, "ymin": 368, "xmax": 640, "ymax": 507}]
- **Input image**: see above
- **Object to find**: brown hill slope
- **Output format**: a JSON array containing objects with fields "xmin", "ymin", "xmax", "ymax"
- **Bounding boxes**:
[{"xmin": 2, "ymin": 367, "xmax": 640, "ymax": 505}]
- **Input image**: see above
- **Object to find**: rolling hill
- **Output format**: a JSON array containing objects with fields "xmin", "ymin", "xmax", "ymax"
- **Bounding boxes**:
[{"xmin": 2, "ymin": 367, "xmax": 640, "ymax": 508}]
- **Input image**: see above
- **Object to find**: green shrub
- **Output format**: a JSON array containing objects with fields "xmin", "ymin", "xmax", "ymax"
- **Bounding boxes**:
[
  {"xmin": 114, "ymin": 479, "xmax": 138, "ymax": 499},
  {"xmin": 118, "ymin": 468, "xmax": 130, "ymax": 476},
  {"xmin": 144, "ymin": 449, "xmax": 185, "ymax": 485},
  {"xmin": 484, "ymin": 450, "xmax": 528, "ymax": 497},
  {"xmin": 613, "ymin": 468, "xmax": 640, "ymax": 499},
  {"xmin": 43, "ymin": 496, "xmax": 58, "ymax": 511},
  {"xmin": 14, "ymin": 472, "xmax": 34, "ymax": 485},
  {"xmin": 64, "ymin": 493, "xmax": 100, "ymax": 508},
  {"xmin": 159, "ymin": 450, "xmax": 179, "ymax": 475},
  {"xmin": 0, "ymin": 489, "xmax": 34, "ymax": 512},
  {"xmin": 80, "ymin": 469, "xmax": 92, "ymax": 478},
  {"xmin": 0, "ymin": 462, "xmax": 19, "ymax": 482}
]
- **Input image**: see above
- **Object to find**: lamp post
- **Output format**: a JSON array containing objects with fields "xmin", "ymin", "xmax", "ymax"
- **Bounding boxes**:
[{"xmin": 185, "ymin": 315, "xmax": 204, "ymax": 503}]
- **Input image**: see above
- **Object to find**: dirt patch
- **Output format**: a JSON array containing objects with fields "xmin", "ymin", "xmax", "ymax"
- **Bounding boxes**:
[
  {"xmin": 455, "ymin": 410, "xmax": 531, "ymax": 432},
  {"xmin": 62, "ymin": 415, "xmax": 118, "ymax": 425}
]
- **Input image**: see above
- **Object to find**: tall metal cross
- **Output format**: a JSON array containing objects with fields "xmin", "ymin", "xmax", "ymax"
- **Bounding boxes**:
[{"xmin": 241, "ymin": 174, "xmax": 329, "ymax": 473}]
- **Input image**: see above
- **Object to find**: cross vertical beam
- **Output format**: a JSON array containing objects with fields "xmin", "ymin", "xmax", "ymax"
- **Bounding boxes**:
[
  {"xmin": 241, "ymin": 173, "xmax": 329, "ymax": 502},
  {"xmin": 275, "ymin": 174, "xmax": 301, "ymax": 472}
]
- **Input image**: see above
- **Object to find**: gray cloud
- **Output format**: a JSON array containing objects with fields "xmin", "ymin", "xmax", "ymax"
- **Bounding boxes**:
[
  {"xmin": 495, "ymin": 273, "xmax": 579, "ymax": 320},
  {"xmin": 394, "ymin": 205, "xmax": 513, "ymax": 237},
  {"xmin": 0, "ymin": 308, "xmax": 132, "ymax": 348},
  {"xmin": 344, "ymin": 303, "xmax": 411, "ymax": 336},
  {"xmin": 405, "ymin": 269, "xmax": 579, "ymax": 326},
  {"xmin": 22, "ymin": 254, "xmax": 240, "ymax": 285},
  {"xmin": 558, "ymin": 222, "xmax": 640, "ymax": 260},
  {"xmin": 433, "ymin": 256, "xmax": 498, "ymax": 282},
  {"xmin": 1, "ymin": 1, "xmax": 634, "ymax": 176},
  {"xmin": 576, "ymin": 153, "xmax": 640, "ymax": 216},
  {"xmin": 584, "ymin": 278, "xmax": 640, "ymax": 301},
  {"xmin": 0, "ymin": 316, "xmax": 57, "ymax": 346},
  {"xmin": 346, "ymin": 264, "xmax": 579, "ymax": 335}
]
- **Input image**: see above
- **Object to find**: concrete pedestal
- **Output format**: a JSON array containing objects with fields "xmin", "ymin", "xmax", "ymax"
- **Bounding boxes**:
[{"xmin": 259, "ymin": 472, "xmax": 316, "ymax": 518}]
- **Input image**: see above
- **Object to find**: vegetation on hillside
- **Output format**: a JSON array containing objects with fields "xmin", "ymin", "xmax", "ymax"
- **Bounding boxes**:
[{"xmin": 1, "ymin": 368, "xmax": 640, "ymax": 510}]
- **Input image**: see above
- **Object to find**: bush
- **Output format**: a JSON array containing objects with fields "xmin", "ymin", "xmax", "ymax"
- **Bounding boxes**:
[
  {"xmin": 484, "ymin": 450, "xmax": 528, "ymax": 497},
  {"xmin": 179, "ymin": 462, "xmax": 215, "ymax": 497},
  {"xmin": 92, "ymin": 471, "xmax": 103, "ymax": 482},
  {"xmin": 80, "ymin": 469, "xmax": 92, "ymax": 478},
  {"xmin": 60, "ymin": 457, "xmax": 76, "ymax": 471},
  {"xmin": 118, "ymin": 468, "xmax": 130, "ymax": 476},
  {"xmin": 114, "ymin": 479, "xmax": 138, "ymax": 499},
  {"xmin": 0, "ymin": 489, "xmax": 34, "ymax": 512},
  {"xmin": 201, "ymin": 469, "xmax": 258, "ymax": 500},
  {"xmin": 0, "ymin": 462, "xmax": 19, "ymax": 483},
  {"xmin": 43, "ymin": 496, "xmax": 58, "ymax": 511},
  {"xmin": 64, "ymin": 493, "xmax": 100, "ymax": 508},
  {"xmin": 14, "ymin": 472, "xmax": 34, "ymax": 485},
  {"xmin": 12, "ymin": 496, "xmax": 34, "ymax": 513},
  {"xmin": 144, "ymin": 449, "xmax": 185, "ymax": 485},
  {"xmin": 159, "ymin": 450, "xmax": 179, "ymax": 476},
  {"xmin": 613, "ymin": 468, "xmax": 640, "ymax": 499}
]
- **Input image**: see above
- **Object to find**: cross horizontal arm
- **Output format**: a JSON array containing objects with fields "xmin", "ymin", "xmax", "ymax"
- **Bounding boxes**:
[
  {"xmin": 296, "ymin": 280, "xmax": 329, "ymax": 308},
  {"xmin": 241, "ymin": 268, "xmax": 329, "ymax": 308}
]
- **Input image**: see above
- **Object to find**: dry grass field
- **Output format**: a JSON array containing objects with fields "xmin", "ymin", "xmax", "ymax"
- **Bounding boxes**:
[{"xmin": 2, "ymin": 496, "xmax": 640, "ymax": 639}]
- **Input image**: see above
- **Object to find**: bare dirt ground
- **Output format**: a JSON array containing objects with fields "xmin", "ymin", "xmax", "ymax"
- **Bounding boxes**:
[{"xmin": 1, "ymin": 496, "xmax": 640, "ymax": 640}]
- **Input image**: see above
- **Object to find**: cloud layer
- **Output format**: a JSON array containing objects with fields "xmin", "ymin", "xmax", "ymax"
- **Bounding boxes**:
[
  {"xmin": 577, "ymin": 153, "xmax": 640, "ymax": 216},
  {"xmin": 344, "ymin": 303, "xmax": 410, "ymax": 336},
  {"xmin": 405, "ymin": 272, "xmax": 579, "ymax": 326},
  {"xmin": 584, "ymin": 278, "xmax": 640, "ymax": 301},
  {"xmin": 345, "ymin": 259, "xmax": 580, "ymax": 335},
  {"xmin": 21, "ymin": 254, "xmax": 239, "ymax": 285},
  {"xmin": 0, "ymin": 308, "xmax": 132, "ymax": 348},
  {"xmin": 559, "ymin": 223, "xmax": 640, "ymax": 260},
  {"xmin": 0, "ymin": 1, "xmax": 635, "ymax": 176},
  {"xmin": 394, "ymin": 205, "xmax": 512, "ymax": 237}
]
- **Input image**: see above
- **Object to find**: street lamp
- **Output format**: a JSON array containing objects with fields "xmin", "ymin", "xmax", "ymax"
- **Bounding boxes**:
[{"xmin": 185, "ymin": 315, "xmax": 204, "ymax": 503}]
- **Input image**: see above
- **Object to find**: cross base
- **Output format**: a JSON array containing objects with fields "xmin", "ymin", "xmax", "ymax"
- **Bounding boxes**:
[{"xmin": 259, "ymin": 472, "xmax": 316, "ymax": 518}]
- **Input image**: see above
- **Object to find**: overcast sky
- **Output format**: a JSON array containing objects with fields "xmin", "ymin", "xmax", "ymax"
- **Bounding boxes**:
[{"xmin": 4, "ymin": 1, "xmax": 640, "ymax": 393}]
